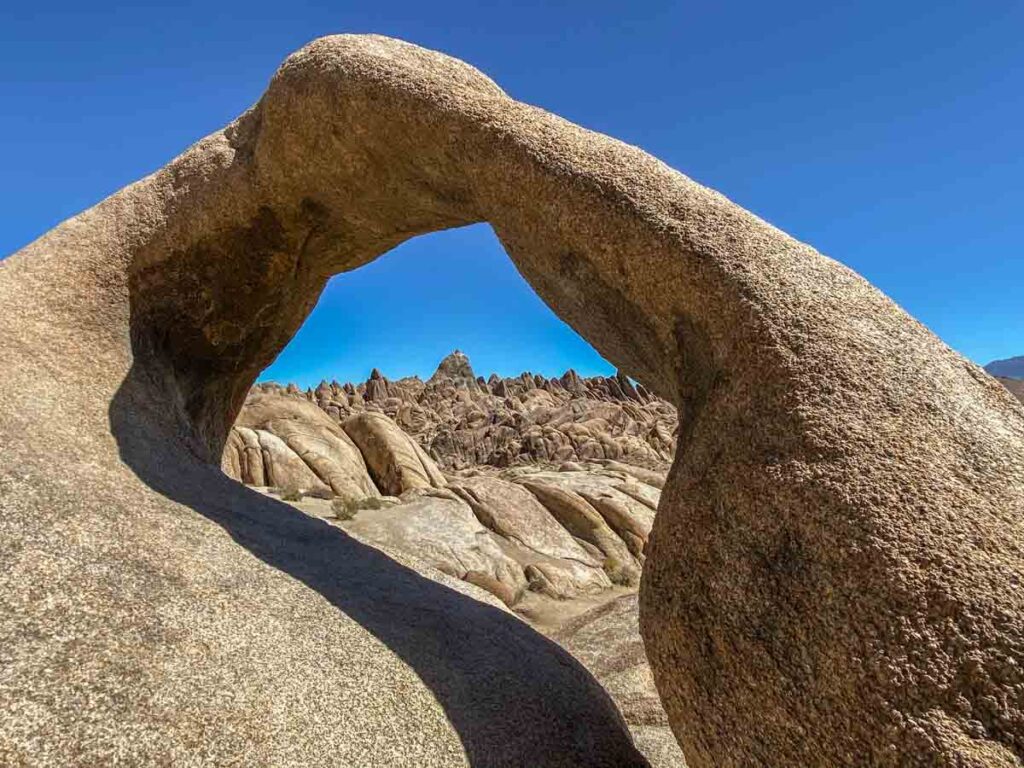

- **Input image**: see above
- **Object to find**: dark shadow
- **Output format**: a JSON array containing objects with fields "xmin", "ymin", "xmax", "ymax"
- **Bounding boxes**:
[{"xmin": 109, "ymin": 362, "xmax": 650, "ymax": 767}]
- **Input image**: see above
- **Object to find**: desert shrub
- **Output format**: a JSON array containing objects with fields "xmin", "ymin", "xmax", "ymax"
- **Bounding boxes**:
[
  {"xmin": 331, "ymin": 495, "xmax": 394, "ymax": 521},
  {"xmin": 279, "ymin": 485, "xmax": 304, "ymax": 502},
  {"xmin": 602, "ymin": 556, "xmax": 639, "ymax": 587},
  {"xmin": 332, "ymin": 497, "xmax": 359, "ymax": 521}
]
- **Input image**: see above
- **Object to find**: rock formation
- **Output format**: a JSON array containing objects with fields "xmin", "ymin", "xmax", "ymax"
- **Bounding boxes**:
[
  {"xmin": 2, "ymin": 33, "xmax": 1023, "ymax": 767},
  {"xmin": 342, "ymin": 411, "xmax": 449, "ymax": 495},
  {"xmin": 231, "ymin": 390, "xmax": 380, "ymax": 501},
  {"xmin": 448, "ymin": 474, "xmax": 615, "ymax": 598},
  {"xmin": 253, "ymin": 350, "xmax": 677, "ymax": 470},
  {"xmin": 223, "ymin": 385, "xmax": 677, "ymax": 763},
  {"xmin": 553, "ymin": 594, "xmax": 687, "ymax": 768},
  {"xmin": 223, "ymin": 387, "xmax": 661, "ymax": 608},
  {"xmin": 222, "ymin": 368, "xmax": 680, "ymax": 763},
  {"xmin": 268, "ymin": 438, "xmax": 676, "ymax": 764}
]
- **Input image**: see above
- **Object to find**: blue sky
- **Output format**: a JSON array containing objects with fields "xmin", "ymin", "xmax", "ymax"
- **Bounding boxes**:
[{"xmin": 3, "ymin": 1, "xmax": 1021, "ymax": 386}]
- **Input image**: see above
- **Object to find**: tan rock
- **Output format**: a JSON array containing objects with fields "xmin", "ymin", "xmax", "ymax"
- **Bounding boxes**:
[
  {"xmin": 341, "ymin": 492, "xmax": 527, "ymax": 600},
  {"xmin": 554, "ymin": 594, "xmax": 687, "ymax": 768},
  {"xmin": 2, "ymin": 32, "xmax": 1022, "ymax": 767},
  {"xmin": 599, "ymin": 459, "xmax": 667, "ymax": 489},
  {"xmin": 235, "ymin": 426, "xmax": 267, "ymax": 486},
  {"xmin": 518, "ymin": 469, "xmax": 658, "ymax": 535},
  {"xmin": 255, "ymin": 429, "xmax": 330, "ymax": 495},
  {"xmin": 263, "ymin": 348, "xmax": 678, "ymax": 471},
  {"xmin": 518, "ymin": 480, "xmax": 641, "ymax": 587},
  {"xmin": 463, "ymin": 570, "xmax": 518, "ymax": 607},
  {"xmin": 579, "ymin": 492, "xmax": 649, "ymax": 561},
  {"xmin": 220, "ymin": 428, "xmax": 244, "ymax": 480},
  {"xmin": 342, "ymin": 411, "xmax": 447, "ymax": 495},
  {"xmin": 237, "ymin": 391, "xmax": 378, "ymax": 501},
  {"xmin": 448, "ymin": 475, "xmax": 611, "ymax": 597}
]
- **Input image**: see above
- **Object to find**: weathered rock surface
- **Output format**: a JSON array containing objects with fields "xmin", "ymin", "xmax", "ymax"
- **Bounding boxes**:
[
  {"xmin": 270, "ymin": 469, "xmax": 677, "ymax": 766},
  {"xmin": 518, "ymin": 479, "xmax": 642, "ymax": 587},
  {"xmin": 553, "ymin": 594, "xmax": 688, "ymax": 768},
  {"xmin": 342, "ymin": 411, "xmax": 448, "ymax": 495},
  {"xmin": 225, "ymin": 388, "xmax": 657, "ymax": 604},
  {"xmin": 221, "ymin": 381, "xmax": 679, "ymax": 768},
  {"xmin": 517, "ymin": 468, "xmax": 658, "ymax": 552},
  {"xmin": 228, "ymin": 388, "xmax": 675, "ymax": 765},
  {"xmin": 228, "ymin": 390, "xmax": 379, "ymax": 501},
  {"xmin": 343, "ymin": 489, "xmax": 529, "ymax": 599},
  {"xmin": 2, "ymin": 32, "xmax": 1023, "ymax": 767},
  {"xmin": 447, "ymin": 475, "xmax": 613, "ymax": 598},
  {"xmin": 257, "ymin": 350, "xmax": 677, "ymax": 470},
  {"xmin": 254, "ymin": 428, "xmax": 332, "ymax": 495}
]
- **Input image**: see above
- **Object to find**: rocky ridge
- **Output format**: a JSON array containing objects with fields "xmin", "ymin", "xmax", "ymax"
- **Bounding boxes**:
[
  {"xmin": 998, "ymin": 376, "xmax": 1024, "ymax": 405},
  {"xmin": 250, "ymin": 350, "xmax": 677, "ymax": 470},
  {"xmin": 225, "ymin": 351, "xmax": 1023, "ymax": 768}
]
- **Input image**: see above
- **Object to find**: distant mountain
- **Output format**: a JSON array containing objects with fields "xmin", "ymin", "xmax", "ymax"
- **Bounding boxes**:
[
  {"xmin": 996, "ymin": 377, "xmax": 1024, "ymax": 406},
  {"xmin": 985, "ymin": 355, "xmax": 1024, "ymax": 379}
]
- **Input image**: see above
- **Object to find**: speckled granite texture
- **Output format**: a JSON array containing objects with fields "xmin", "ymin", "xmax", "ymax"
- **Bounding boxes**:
[{"xmin": 1, "ymin": 34, "xmax": 1022, "ymax": 766}]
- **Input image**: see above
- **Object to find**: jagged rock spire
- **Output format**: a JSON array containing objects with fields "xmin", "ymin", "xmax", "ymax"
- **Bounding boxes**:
[
  {"xmin": 365, "ymin": 367, "xmax": 390, "ymax": 401},
  {"xmin": 429, "ymin": 349, "xmax": 479, "ymax": 389}
]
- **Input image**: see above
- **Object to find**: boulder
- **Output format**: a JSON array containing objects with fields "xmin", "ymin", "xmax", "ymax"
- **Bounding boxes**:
[
  {"xmin": 220, "ymin": 428, "xmax": 244, "ymax": 480},
  {"xmin": 256, "ymin": 349, "xmax": 678, "ymax": 471},
  {"xmin": 341, "ymin": 491, "xmax": 528, "ymax": 602},
  {"xmin": 517, "ymin": 480, "xmax": 641, "ymax": 587},
  {"xmin": 599, "ymin": 459, "xmax": 667, "ymax": 489},
  {"xmin": 518, "ymin": 468, "xmax": 658, "ymax": 547},
  {"xmin": 221, "ymin": 425, "xmax": 268, "ymax": 486},
  {"xmin": 448, "ymin": 475, "xmax": 611, "ymax": 597},
  {"xmin": 428, "ymin": 350, "xmax": 480, "ymax": 390},
  {"xmin": 236, "ymin": 391, "xmax": 379, "ymax": 501},
  {"xmin": 342, "ymin": 412, "xmax": 447, "ymax": 495},
  {"xmin": 255, "ymin": 429, "xmax": 331, "ymax": 495}
]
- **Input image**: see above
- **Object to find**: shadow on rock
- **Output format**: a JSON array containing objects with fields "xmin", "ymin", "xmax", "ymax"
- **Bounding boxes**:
[{"xmin": 109, "ymin": 363, "xmax": 650, "ymax": 768}]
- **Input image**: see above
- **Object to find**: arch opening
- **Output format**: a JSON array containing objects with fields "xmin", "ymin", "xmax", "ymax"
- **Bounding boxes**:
[
  {"xmin": 118, "ymin": 217, "xmax": 685, "ymax": 767},
  {"xmin": 257, "ymin": 222, "xmax": 617, "ymax": 391}
]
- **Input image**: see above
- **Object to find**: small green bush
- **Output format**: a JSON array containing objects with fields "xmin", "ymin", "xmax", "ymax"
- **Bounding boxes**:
[
  {"xmin": 332, "ymin": 497, "xmax": 359, "ymax": 521},
  {"xmin": 331, "ymin": 495, "xmax": 392, "ymax": 521}
]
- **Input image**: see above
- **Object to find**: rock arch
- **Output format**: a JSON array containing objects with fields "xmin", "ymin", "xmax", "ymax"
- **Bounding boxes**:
[{"xmin": 1, "ymin": 35, "xmax": 1022, "ymax": 766}]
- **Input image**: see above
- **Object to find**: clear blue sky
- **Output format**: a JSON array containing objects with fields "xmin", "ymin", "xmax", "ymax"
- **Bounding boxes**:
[{"xmin": 3, "ymin": 1, "xmax": 1021, "ymax": 386}]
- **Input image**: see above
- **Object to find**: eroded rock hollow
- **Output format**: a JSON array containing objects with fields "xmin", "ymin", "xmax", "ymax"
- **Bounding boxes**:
[{"xmin": 1, "ymin": 34, "xmax": 1023, "ymax": 766}]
